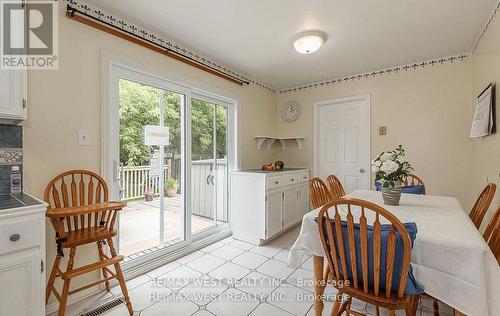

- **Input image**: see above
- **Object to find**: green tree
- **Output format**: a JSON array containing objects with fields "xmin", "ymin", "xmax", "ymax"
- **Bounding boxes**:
[{"xmin": 119, "ymin": 79, "xmax": 227, "ymax": 166}]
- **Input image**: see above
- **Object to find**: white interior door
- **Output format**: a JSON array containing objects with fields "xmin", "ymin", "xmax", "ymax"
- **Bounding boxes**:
[{"xmin": 314, "ymin": 95, "xmax": 371, "ymax": 193}]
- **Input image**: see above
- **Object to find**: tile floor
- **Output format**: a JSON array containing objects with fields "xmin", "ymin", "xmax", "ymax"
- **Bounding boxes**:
[{"xmin": 62, "ymin": 226, "xmax": 454, "ymax": 316}]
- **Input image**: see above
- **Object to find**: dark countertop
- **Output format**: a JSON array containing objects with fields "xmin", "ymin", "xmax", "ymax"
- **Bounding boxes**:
[{"xmin": 0, "ymin": 193, "xmax": 44, "ymax": 210}]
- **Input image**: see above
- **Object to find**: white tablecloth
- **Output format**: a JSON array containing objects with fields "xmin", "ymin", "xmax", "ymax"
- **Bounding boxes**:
[{"xmin": 288, "ymin": 190, "xmax": 500, "ymax": 316}]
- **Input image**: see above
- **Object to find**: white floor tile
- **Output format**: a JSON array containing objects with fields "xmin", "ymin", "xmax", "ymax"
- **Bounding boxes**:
[
  {"xmin": 305, "ymin": 300, "xmax": 334, "ymax": 316},
  {"xmin": 111, "ymin": 274, "xmax": 152, "ymax": 295},
  {"xmin": 249, "ymin": 303, "xmax": 294, "ymax": 316},
  {"xmin": 192, "ymin": 310, "xmax": 215, "ymax": 316},
  {"xmin": 231, "ymin": 251, "xmax": 268, "ymax": 269},
  {"xmin": 267, "ymin": 283, "xmax": 313, "ymax": 316},
  {"xmin": 201, "ymin": 241, "xmax": 225, "ymax": 252},
  {"xmin": 273, "ymin": 248, "xmax": 291, "ymax": 263},
  {"xmin": 178, "ymin": 277, "xmax": 228, "ymax": 305},
  {"xmin": 210, "ymin": 245, "xmax": 245, "ymax": 260},
  {"xmin": 177, "ymin": 250, "xmax": 205, "ymax": 264},
  {"xmin": 301, "ymin": 256, "xmax": 313, "ymax": 271},
  {"xmin": 219, "ymin": 236, "xmax": 235, "ymax": 244},
  {"xmin": 141, "ymin": 294, "xmax": 198, "ymax": 316},
  {"xmin": 206, "ymin": 288, "xmax": 260, "ymax": 316},
  {"xmin": 187, "ymin": 253, "xmax": 226, "ymax": 273},
  {"xmin": 267, "ymin": 236, "xmax": 294, "ymax": 248},
  {"xmin": 127, "ymin": 280, "xmax": 172, "ymax": 311},
  {"xmin": 286, "ymin": 268, "xmax": 315, "ymax": 292},
  {"xmin": 234, "ymin": 272, "xmax": 281, "ymax": 299},
  {"xmin": 156, "ymin": 265, "xmax": 202, "ymax": 290},
  {"xmin": 249, "ymin": 245, "xmax": 283, "ymax": 257},
  {"xmin": 101, "ymin": 304, "xmax": 133, "ymax": 316},
  {"xmin": 229, "ymin": 239, "xmax": 255, "ymax": 250},
  {"xmin": 145, "ymin": 261, "xmax": 181, "ymax": 278},
  {"xmin": 208, "ymin": 262, "xmax": 250, "ymax": 283},
  {"xmin": 257, "ymin": 259, "xmax": 295, "ymax": 279}
]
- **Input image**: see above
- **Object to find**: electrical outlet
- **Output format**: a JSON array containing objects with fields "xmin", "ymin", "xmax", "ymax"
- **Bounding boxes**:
[{"xmin": 78, "ymin": 129, "xmax": 90, "ymax": 146}]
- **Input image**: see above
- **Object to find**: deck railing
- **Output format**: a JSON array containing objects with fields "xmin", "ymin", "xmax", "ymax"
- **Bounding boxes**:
[{"xmin": 122, "ymin": 159, "xmax": 228, "ymax": 221}]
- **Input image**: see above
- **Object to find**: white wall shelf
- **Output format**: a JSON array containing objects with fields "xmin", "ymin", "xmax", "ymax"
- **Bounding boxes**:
[{"xmin": 254, "ymin": 136, "xmax": 305, "ymax": 150}]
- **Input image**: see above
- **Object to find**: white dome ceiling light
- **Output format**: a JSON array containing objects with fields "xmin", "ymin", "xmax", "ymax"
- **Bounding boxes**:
[{"xmin": 292, "ymin": 31, "xmax": 327, "ymax": 54}]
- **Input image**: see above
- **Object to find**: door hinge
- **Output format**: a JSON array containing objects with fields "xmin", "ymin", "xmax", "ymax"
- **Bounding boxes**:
[
  {"xmin": 22, "ymin": 98, "xmax": 26, "ymax": 109},
  {"xmin": 41, "ymin": 260, "xmax": 44, "ymax": 273},
  {"xmin": 282, "ymin": 191, "xmax": 284, "ymax": 200},
  {"xmin": 265, "ymin": 195, "xmax": 267, "ymax": 202}
]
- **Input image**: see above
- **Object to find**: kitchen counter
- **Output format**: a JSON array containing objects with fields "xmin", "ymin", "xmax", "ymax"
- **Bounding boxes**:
[{"xmin": 0, "ymin": 193, "xmax": 45, "ymax": 210}]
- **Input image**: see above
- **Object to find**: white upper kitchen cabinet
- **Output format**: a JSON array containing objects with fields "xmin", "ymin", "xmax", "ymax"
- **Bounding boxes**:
[{"xmin": 0, "ymin": 67, "xmax": 27, "ymax": 123}]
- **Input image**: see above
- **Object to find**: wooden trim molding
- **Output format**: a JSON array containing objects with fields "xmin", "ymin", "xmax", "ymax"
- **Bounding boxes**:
[{"xmin": 65, "ymin": 6, "xmax": 247, "ymax": 86}]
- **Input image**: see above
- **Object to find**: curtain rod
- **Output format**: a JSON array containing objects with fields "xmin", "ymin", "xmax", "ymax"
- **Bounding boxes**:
[{"xmin": 66, "ymin": 5, "xmax": 248, "ymax": 86}]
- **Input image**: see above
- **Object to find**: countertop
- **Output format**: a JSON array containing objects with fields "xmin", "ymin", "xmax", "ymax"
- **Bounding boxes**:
[{"xmin": 0, "ymin": 193, "xmax": 45, "ymax": 210}]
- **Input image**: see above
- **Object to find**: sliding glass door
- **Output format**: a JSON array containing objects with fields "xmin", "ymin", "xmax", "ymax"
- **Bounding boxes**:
[
  {"xmin": 190, "ymin": 98, "xmax": 229, "ymax": 236},
  {"xmin": 104, "ymin": 62, "xmax": 235, "ymax": 268},
  {"xmin": 117, "ymin": 78, "xmax": 186, "ymax": 258}
]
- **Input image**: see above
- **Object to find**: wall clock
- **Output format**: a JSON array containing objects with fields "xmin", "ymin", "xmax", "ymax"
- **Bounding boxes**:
[{"xmin": 281, "ymin": 101, "xmax": 300, "ymax": 122}]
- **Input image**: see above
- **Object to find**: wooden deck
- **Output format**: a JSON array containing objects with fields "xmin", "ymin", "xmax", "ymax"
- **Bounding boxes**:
[{"xmin": 118, "ymin": 195, "xmax": 224, "ymax": 258}]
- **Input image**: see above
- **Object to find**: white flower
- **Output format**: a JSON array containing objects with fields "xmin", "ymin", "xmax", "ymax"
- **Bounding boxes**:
[
  {"xmin": 372, "ymin": 164, "xmax": 380, "ymax": 173},
  {"xmin": 380, "ymin": 153, "xmax": 393, "ymax": 162},
  {"xmin": 380, "ymin": 160, "xmax": 399, "ymax": 174}
]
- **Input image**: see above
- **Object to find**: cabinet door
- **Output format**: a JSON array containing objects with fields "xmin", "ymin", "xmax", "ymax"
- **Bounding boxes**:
[
  {"xmin": 266, "ymin": 188, "xmax": 283, "ymax": 238},
  {"xmin": 297, "ymin": 183, "xmax": 310, "ymax": 219},
  {"xmin": 283, "ymin": 185, "xmax": 298, "ymax": 228},
  {"xmin": 0, "ymin": 249, "xmax": 41, "ymax": 316},
  {"xmin": 0, "ymin": 0, "xmax": 27, "ymax": 121}
]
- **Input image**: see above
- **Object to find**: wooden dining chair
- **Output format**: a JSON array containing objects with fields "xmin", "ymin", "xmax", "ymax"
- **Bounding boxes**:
[
  {"xmin": 317, "ymin": 198, "xmax": 421, "ymax": 316},
  {"xmin": 483, "ymin": 206, "xmax": 500, "ymax": 264},
  {"xmin": 326, "ymin": 175, "xmax": 346, "ymax": 200},
  {"xmin": 44, "ymin": 170, "xmax": 133, "ymax": 316},
  {"xmin": 403, "ymin": 174, "xmax": 426, "ymax": 195},
  {"xmin": 469, "ymin": 183, "xmax": 496, "ymax": 229},
  {"xmin": 309, "ymin": 177, "xmax": 334, "ymax": 209}
]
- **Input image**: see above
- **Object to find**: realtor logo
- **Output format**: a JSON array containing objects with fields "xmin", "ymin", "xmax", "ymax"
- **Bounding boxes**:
[{"xmin": 1, "ymin": 0, "xmax": 58, "ymax": 69}]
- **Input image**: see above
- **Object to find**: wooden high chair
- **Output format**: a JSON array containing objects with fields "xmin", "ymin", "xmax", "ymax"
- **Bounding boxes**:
[{"xmin": 44, "ymin": 170, "xmax": 133, "ymax": 316}]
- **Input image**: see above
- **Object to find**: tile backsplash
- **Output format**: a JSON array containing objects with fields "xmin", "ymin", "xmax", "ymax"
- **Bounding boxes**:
[{"xmin": 0, "ymin": 124, "xmax": 22, "ymax": 194}]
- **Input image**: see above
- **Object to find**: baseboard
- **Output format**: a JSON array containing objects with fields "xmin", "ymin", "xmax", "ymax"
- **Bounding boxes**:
[{"xmin": 45, "ymin": 231, "xmax": 232, "ymax": 315}]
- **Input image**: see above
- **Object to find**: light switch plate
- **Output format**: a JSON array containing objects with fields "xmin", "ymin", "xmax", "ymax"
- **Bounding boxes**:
[
  {"xmin": 78, "ymin": 129, "xmax": 90, "ymax": 146},
  {"xmin": 379, "ymin": 126, "xmax": 387, "ymax": 135}
]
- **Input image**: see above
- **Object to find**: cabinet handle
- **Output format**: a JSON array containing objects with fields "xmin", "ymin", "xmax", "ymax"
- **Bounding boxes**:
[
  {"xmin": 291, "ymin": 179, "xmax": 294, "ymax": 181},
  {"xmin": 10, "ymin": 233, "xmax": 21, "ymax": 242},
  {"xmin": 21, "ymin": 0, "xmax": 25, "ymax": 8},
  {"xmin": 22, "ymin": 98, "xmax": 26, "ymax": 109},
  {"xmin": 41, "ymin": 260, "xmax": 44, "ymax": 273},
  {"xmin": 275, "ymin": 181, "xmax": 279, "ymax": 184}
]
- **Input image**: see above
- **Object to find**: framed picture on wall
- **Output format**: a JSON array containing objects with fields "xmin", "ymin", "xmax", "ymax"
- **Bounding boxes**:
[{"xmin": 470, "ymin": 83, "xmax": 495, "ymax": 138}]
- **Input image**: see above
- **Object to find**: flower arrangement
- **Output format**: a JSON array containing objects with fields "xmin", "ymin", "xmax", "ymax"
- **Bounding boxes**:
[
  {"xmin": 144, "ymin": 186, "xmax": 154, "ymax": 195},
  {"xmin": 372, "ymin": 145, "xmax": 413, "ymax": 188}
]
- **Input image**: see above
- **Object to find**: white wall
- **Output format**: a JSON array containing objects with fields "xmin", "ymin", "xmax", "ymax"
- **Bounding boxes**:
[
  {"xmin": 24, "ymin": 2, "xmax": 277, "ymax": 305},
  {"xmin": 470, "ymin": 13, "xmax": 500, "ymax": 230},
  {"xmin": 276, "ymin": 61, "xmax": 476, "ymax": 208}
]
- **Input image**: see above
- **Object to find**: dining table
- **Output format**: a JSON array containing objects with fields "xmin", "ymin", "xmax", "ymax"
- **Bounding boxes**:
[{"xmin": 287, "ymin": 190, "xmax": 500, "ymax": 316}]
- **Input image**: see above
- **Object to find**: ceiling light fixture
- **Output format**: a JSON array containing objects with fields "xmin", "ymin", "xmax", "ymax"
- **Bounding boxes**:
[{"xmin": 292, "ymin": 30, "xmax": 327, "ymax": 54}]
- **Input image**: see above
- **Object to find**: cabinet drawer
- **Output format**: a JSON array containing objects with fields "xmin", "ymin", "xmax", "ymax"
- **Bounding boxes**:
[
  {"xmin": 297, "ymin": 173, "xmax": 309, "ymax": 183},
  {"xmin": 266, "ymin": 176, "xmax": 284, "ymax": 190},
  {"xmin": 284, "ymin": 175, "xmax": 298, "ymax": 186},
  {"xmin": 0, "ymin": 216, "xmax": 40, "ymax": 255}
]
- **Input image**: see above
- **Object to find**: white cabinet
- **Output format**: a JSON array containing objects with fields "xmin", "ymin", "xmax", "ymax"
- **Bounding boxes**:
[
  {"xmin": 0, "ymin": 0, "xmax": 27, "ymax": 124},
  {"xmin": 0, "ymin": 249, "xmax": 41, "ymax": 316},
  {"xmin": 266, "ymin": 188, "xmax": 283, "ymax": 237},
  {"xmin": 0, "ymin": 196, "xmax": 46, "ymax": 316},
  {"xmin": 283, "ymin": 185, "xmax": 297, "ymax": 228},
  {"xmin": 0, "ymin": 67, "xmax": 27, "ymax": 123},
  {"xmin": 297, "ymin": 183, "xmax": 310, "ymax": 219},
  {"xmin": 231, "ymin": 169, "xmax": 309, "ymax": 245}
]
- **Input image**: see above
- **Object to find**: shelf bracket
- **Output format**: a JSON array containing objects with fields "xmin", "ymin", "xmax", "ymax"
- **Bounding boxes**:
[
  {"xmin": 295, "ymin": 138, "xmax": 303, "ymax": 150},
  {"xmin": 267, "ymin": 138, "xmax": 276, "ymax": 150},
  {"xmin": 256, "ymin": 137, "xmax": 267, "ymax": 149},
  {"xmin": 279, "ymin": 139, "xmax": 286, "ymax": 150}
]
